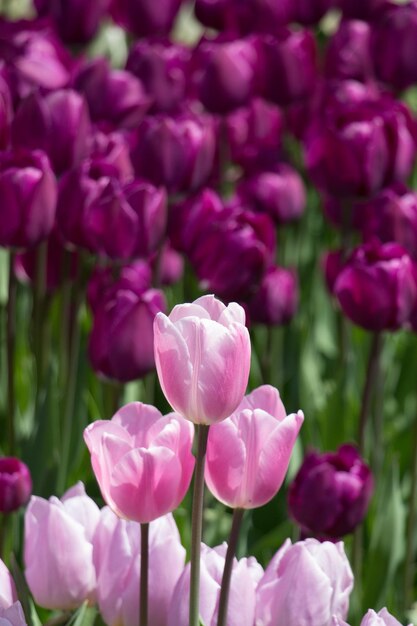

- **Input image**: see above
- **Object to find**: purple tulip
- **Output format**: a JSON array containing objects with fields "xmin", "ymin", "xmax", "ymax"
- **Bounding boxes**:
[
  {"xmin": 334, "ymin": 242, "xmax": 416, "ymax": 331},
  {"xmin": 256, "ymin": 538, "xmax": 354, "ymax": 626},
  {"xmin": 74, "ymin": 58, "xmax": 150, "ymax": 129},
  {"xmin": 191, "ymin": 36, "xmax": 263, "ymax": 114},
  {"xmin": 156, "ymin": 244, "xmax": 184, "ymax": 286},
  {"xmin": 409, "ymin": 263, "xmax": 417, "ymax": 333},
  {"xmin": 89, "ymin": 130, "xmax": 134, "ymax": 183},
  {"xmin": 0, "ymin": 75, "xmax": 12, "ymax": 149},
  {"xmin": 0, "ymin": 602, "xmax": 27, "ymax": 626},
  {"xmin": 261, "ymin": 28, "xmax": 318, "ymax": 107},
  {"xmin": 110, "ymin": 0, "xmax": 183, "ymax": 37},
  {"xmin": 338, "ymin": 0, "xmax": 387, "ymax": 21},
  {"xmin": 0, "ymin": 150, "xmax": 57, "ymax": 249},
  {"xmin": 33, "ymin": 0, "xmax": 110, "ymax": 44},
  {"xmin": 293, "ymin": 0, "xmax": 335, "ymax": 25},
  {"xmin": 322, "ymin": 249, "xmax": 345, "ymax": 295},
  {"xmin": 194, "ymin": 0, "xmax": 254, "ymax": 33},
  {"xmin": 325, "ymin": 20, "xmax": 373, "ymax": 83},
  {"xmin": 288, "ymin": 444, "xmax": 373, "ymax": 539},
  {"xmin": 0, "ymin": 457, "xmax": 32, "ymax": 514},
  {"xmin": 372, "ymin": 1, "xmax": 417, "ymax": 92},
  {"xmin": 126, "ymin": 40, "xmax": 190, "ymax": 114},
  {"xmin": 12, "ymin": 90, "xmax": 91, "ymax": 176},
  {"xmin": 169, "ymin": 188, "xmax": 224, "ymax": 253},
  {"xmin": 87, "ymin": 261, "xmax": 151, "ymax": 314},
  {"xmin": 237, "ymin": 164, "xmax": 306, "ymax": 223},
  {"xmin": 249, "ymin": 0, "xmax": 294, "ymax": 34},
  {"xmin": 88, "ymin": 268, "xmax": 165, "ymax": 382},
  {"xmin": 248, "ymin": 266, "xmax": 299, "ymax": 325},
  {"xmin": 132, "ymin": 113, "xmax": 216, "ymax": 194},
  {"xmin": 226, "ymin": 98, "xmax": 283, "ymax": 171},
  {"xmin": 321, "ymin": 194, "xmax": 366, "ymax": 231}
]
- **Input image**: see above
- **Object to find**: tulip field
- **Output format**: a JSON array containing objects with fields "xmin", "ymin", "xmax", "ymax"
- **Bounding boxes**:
[{"xmin": 2, "ymin": 0, "xmax": 417, "ymax": 625}]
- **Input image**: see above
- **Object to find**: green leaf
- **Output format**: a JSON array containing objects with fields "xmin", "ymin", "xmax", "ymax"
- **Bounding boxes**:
[{"xmin": 66, "ymin": 603, "xmax": 97, "ymax": 626}]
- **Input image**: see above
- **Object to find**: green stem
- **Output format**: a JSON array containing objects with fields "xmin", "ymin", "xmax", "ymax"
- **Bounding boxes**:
[
  {"xmin": 217, "ymin": 508, "xmax": 244, "ymax": 626},
  {"xmin": 357, "ymin": 333, "xmax": 383, "ymax": 455},
  {"xmin": 189, "ymin": 424, "xmax": 210, "ymax": 626},
  {"xmin": 7, "ymin": 251, "xmax": 16, "ymax": 455},
  {"xmin": 33, "ymin": 243, "xmax": 48, "ymax": 373},
  {"xmin": 140, "ymin": 523, "xmax": 149, "ymax": 626},
  {"xmin": 404, "ymin": 415, "xmax": 417, "ymax": 609}
]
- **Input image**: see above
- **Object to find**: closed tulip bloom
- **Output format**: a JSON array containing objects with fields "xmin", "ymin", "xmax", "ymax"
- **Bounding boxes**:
[
  {"xmin": 288, "ymin": 444, "xmax": 373, "ymax": 539},
  {"xmin": 168, "ymin": 543, "xmax": 263, "ymax": 626},
  {"xmin": 325, "ymin": 20, "xmax": 373, "ymax": 83},
  {"xmin": 0, "ymin": 602, "xmax": 27, "ymax": 626},
  {"xmin": 206, "ymin": 385, "xmax": 303, "ymax": 508},
  {"xmin": 0, "ymin": 150, "xmax": 57, "ymax": 249},
  {"xmin": 333, "ymin": 607, "xmax": 411, "ymax": 626},
  {"xmin": 0, "ymin": 75, "xmax": 12, "ymax": 150},
  {"xmin": 12, "ymin": 90, "xmax": 91, "ymax": 176},
  {"xmin": 87, "ymin": 261, "xmax": 151, "ymax": 314},
  {"xmin": 24, "ymin": 482, "xmax": 100, "ymax": 610},
  {"xmin": 334, "ymin": 242, "xmax": 416, "ymax": 331},
  {"xmin": 110, "ymin": 0, "xmax": 183, "ymax": 37},
  {"xmin": 84, "ymin": 402, "xmax": 195, "ymax": 522},
  {"xmin": 0, "ymin": 560, "xmax": 16, "ymax": 609},
  {"xmin": 293, "ymin": 0, "xmax": 334, "ymax": 25},
  {"xmin": 0, "ymin": 457, "xmax": 32, "ymax": 513},
  {"xmin": 248, "ymin": 266, "xmax": 299, "ymax": 325},
  {"xmin": 322, "ymin": 250, "xmax": 345, "ymax": 296},
  {"xmin": 410, "ymin": 264, "xmax": 417, "ymax": 333},
  {"xmin": 33, "ymin": 0, "xmax": 110, "ymax": 44},
  {"xmin": 194, "ymin": 0, "xmax": 254, "ymax": 33},
  {"xmin": 338, "ymin": 0, "xmax": 387, "ymax": 21},
  {"xmin": 256, "ymin": 538, "xmax": 354, "ymax": 626},
  {"xmin": 93, "ymin": 508, "xmax": 185, "ymax": 626},
  {"xmin": 154, "ymin": 295, "xmax": 251, "ymax": 425}
]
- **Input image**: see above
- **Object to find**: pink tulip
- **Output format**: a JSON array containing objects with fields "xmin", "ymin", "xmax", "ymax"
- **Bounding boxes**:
[
  {"xmin": 93, "ymin": 508, "xmax": 185, "ymax": 626},
  {"xmin": 256, "ymin": 538, "xmax": 354, "ymax": 626},
  {"xmin": 0, "ymin": 603, "xmax": 27, "ymax": 626},
  {"xmin": 24, "ymin": 482, "xmax": 100, "ymax": 610},
  {"xmin": 332, "ymin": 608, "xmax": 412, "ymax": 626},
  {"xmin": 84, "ymin": 402, "xmax": 195, "ymax": 523},
  {"xmin": 168, "ymin": 543, "xmax": 263, "ymax": 626},
  {"xmin": 205, "ymin": 385, "xmax": 303, "ymax": 508},
  {"xmin": 0, "ymin": 560, "xmax": 16, "ymax": 609},
  {"xmin": 154, "ymin": 295, "xmax": 251, "ymax": 425}
]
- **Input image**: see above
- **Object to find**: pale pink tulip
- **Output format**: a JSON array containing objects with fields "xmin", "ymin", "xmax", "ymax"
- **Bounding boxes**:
[
  {"xmin": 154, "ymin": 295, "xmax": 251, "ymax": 425},
  {"xmin": 256, "ymin": 538, "xmax": 354, "ymax": 626},
  {"xmin": 0, "ymin": 603, "xmax": 27, "ymax": 626},
  {"xmin": 332, "ymin": 608, "xmax": 412, "ymax": 626},
  {"xmin": 205, "ymin": 385, "xmax": 303, "ymax": 508},
  {"xmin": 168, "ymin": 543, "xmax": 263, "ymax": 626},
  {"xmin": 0, "ymin": 560, "xmax": 16, "ymax": 609},
  {"xmin": 93, "ymin": 508, "xmax": 185, "ymax": 626},
  {"xmin": 24, "ymin": 482, "xmax": 100, "ymax": 610},
  {"xmin": 84, "ymin": 402, "xmax": 195, "ymax": 523}
]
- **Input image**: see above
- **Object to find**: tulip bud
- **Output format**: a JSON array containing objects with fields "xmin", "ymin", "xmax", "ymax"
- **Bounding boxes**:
[
  {"xmin": 33, "ymin": 0, "xmax": 110, "ymax": 44},
  {"xmin": 93, "ymin": 508, "xmax": 185, "ymax": 626},
  {"xmin": 325, "ymin": 20, "xmax": 373, "ymax": 83},
  {"xmin": 0, "ymin": 457, "xmax": 32, "ymax": 514},
  {"xmin": 338, "ymin": 0, "xmax": 386, "ymax": 21},
  {"xmin": 256, "ymin": 538, "xmax": 354, "ymax": 626},
  {"xmin": 24, "ymin": 483, "xmax": 100, "ymax": 610},
  {"xmin": 110, "ymin": 0, "xmax": 183, "ymax": 37},
  {"xmin": 334, "ymin": 242, "xmax": 416, "ymax": 331},
  {"xmin": 0, "ymin": 150, "xmax": 57, "ymax": 249},
  {"xmin": 0, "ymin": 559, "xmax": 16, "ymax": 609},
  {"xmin": 0, "ymin": 602, "xmax": 27, "ymax": 626},
  {"xmin": 84, "ymin": 402, "xmax": 195, "ymax": 522},
  {"xmin": 154, "ymin": 295, "xmax": 251, "ymax": 425},
  {"xmin": 334, "ymin": 607, "xmax": 412, "ymax": 626},
  {"xmin": 288, "ymin": 444, "xmax": 373, "ymax": 540},
  {"xmin": 168, "ymin": 543, "xmax": 263, "ymax": 626},
  {"xmin": 248, "ymin": 266, "xmax": 299, "ymax": 325}
]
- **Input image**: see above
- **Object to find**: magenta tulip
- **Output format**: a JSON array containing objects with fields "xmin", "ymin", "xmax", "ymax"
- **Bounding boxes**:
[
  {"xmin": 0, "ymin": 603, "xmax": 27, "ymax": 626},
  {"xmin": 93, "ymin": 508, "xmax": 185, "ymax": 626},
  {"xmin": 247, "ymin": 266, "xmax": 299, "ymax": 326},
  {"xmin": 0, "ymin": 457, "xmax": 32, "ymax": 513},
  {"xmin": 110, "ymin": 0, "xmax": 183, "ymax": 37},
  {"xmin": 24, "ymin": 483, "xmax": 100, "ymax": 610},
  {"xmin": 154, "ymin": 295, "xmax": 251, "ymax": 425},
  {"xmin": 205, "ymin": 385, "xmax": 303, "ymax": 508},
  {"xmin": 256, "ymin": 538, "xmax": 354, "ymax": 626},
  {"xmin": 33, "ymin": 0, "xmax": 110, "ymax": 44},
  {"xmin": 84, "ymin": 402, "xmax": 195, "ymax": 523},
  {"xmin": 0, "ymin": 560, "xmax": 16, "ymax": 609},
  {"xmin": 168, "ymin": 543, "xmax": 263, "ymax": 626}
]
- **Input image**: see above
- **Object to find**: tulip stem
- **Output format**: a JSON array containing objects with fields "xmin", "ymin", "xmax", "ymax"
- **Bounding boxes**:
[
  {"xmin": 7, "ymin": 251, "xmax": 16, "ymax": 455},
  {"xmin": 404, "ymin": 413, "xmax": 417, "ymax": 609},
  {"xmin": 217, "ymin": 508, "xmax": 244, "ymax": 626},
  {"xmin": 358, "ymin": 332, "xmax": 383, "ymax": 455},
  {"xmin": 189, "ymin": 424, "xmax": 210, "ymax": 626},
  {"xmin": 140, "ymin": 522, "xmax": 149, "ymax": 626}
]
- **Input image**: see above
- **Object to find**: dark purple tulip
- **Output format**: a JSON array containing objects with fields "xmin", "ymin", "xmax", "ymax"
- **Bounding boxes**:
[
  {"xmin": 410, "ymin": 263, "xmax": 417, "ymax": 332},
  {"xmin": 0, "ymin": 74, "xmax": 12, "ymax": 149},
  {"xmin": 74, "ymin": 58, "xmax": 150, "ymax": 130},
  {"xmin": 89, "ymin": 130, "xmax": 134, "ymax": 183},
  {"xmin": 249, "ymin": 0, "xmax": 293, "ymax": 34},
  {"xmin": 325, "ymin": 20, "xmax": 373, "ymax": 83},
  {"xmin": 15, "ymin": 228, "xmax": 78, "ymax": 292},
  {"xmin": 261, "ymin": 28, "xmax": 318, "ymax": 107},
  {"xmin": 322, "ymin": 249, "xmax": 345, "ymax": 295},
  {"xmin": 33, "ymin": 0, "xmax": 110, "ymax": 44},
  {"xmin": 305, "ymin": 95, "xmax": 417, "ymax": 198},
  {"xmin": 110, "ymin": 0, "xmax": 183, "ymax": 37},
  {"xmin": 334, "ymin": 242, "xmax": 416, "ymax": 331},
  {"xmin": 360, "ymin": 185, "xmax": 417, "ymax": 260},
  {"xmin": 0, "ymin": 150, "xmax": 57, "ymax": 249},
  {"xmin": 88, "ymin": 268, "xmax": 165, "ymax": 382},
  {"xmin": 156, "ymin": 244, "xmax": 184, "ymax": 286},
  {"xmin": 83, "ymin": 179, "xmax": 167, "ymax": 261},
  {"xmin": 12, "ymin": 90, "xmax": 91, "ymax": 176},
  {"xmin": 372, "ymin": 1, "xmax": 417, "ymax": 92},
  {"xmin": 194, "ymin": 0, "xmax": 254, "ymax": 34},
  {"xmin": 338, "ymin": 0, "xmax": 387, "ymax": 21},
  {"xmin": 87, "ymin": 260, "xmax": 151, "ymax": 313},
  {"xmin": 169, "ymin": 188, "xmax": 224, "ymax": 253},
  {"xmin": 132, "ymin": 113, "xmax": 216, "ymax": 194},
  {"xmin": 288, "ymin": 444, "xmax": 373, "ymax": 540},
  {"xmin": 321, "ymin": 194, "xmax": 366, "ymax": 230},
  {"xmin": 237, "ymin": 164, "xmax": 306, "ymax": 224},
  {"xmin": 247, "ymin": 266, "xmax": 299, "ymax": 325},
  {"xmin": 226, "ymin": 98, "xmax": 283, "ymax": 171},
  {"xmin": 293, "ymin": 0, "xmax": 334, "ymax": 25},
  {"xmin": 126, "ymin": 40, "xmax": 190, "ymax": 114},
  {"xmin": 0, "ymin": 457, "xmax": 32, "ymax": 513},
  {"xmin": 191, "ymin": 36, "xmax": 263, "ymax": 115}
]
